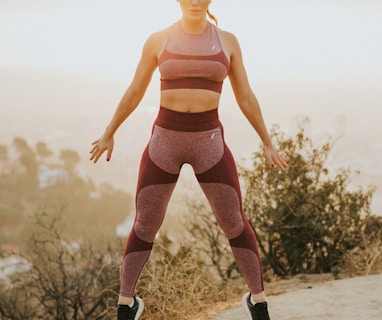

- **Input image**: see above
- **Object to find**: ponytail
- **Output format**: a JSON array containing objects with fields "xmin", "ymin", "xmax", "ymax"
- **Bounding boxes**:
[{"xmin": 207, "ymin": 9, "xmax": 218, "ymax": 26}]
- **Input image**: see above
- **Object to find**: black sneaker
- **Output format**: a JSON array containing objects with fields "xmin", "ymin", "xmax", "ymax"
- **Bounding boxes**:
[
  {"xmin": 242, "ymin": 293, "xmax": 270, "ymax": 320},
  {"xmin": 117, "ymin": 297, "xmax": 144, "ymax": 320}
]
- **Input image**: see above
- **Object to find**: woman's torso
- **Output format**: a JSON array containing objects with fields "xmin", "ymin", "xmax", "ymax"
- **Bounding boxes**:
[{"xmin": 157, "ymin": 22, "xmax": 231, "ymax": 113}]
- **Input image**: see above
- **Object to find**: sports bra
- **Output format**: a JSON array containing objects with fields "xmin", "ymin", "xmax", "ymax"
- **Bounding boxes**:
[{"xmin": 158, "ymin": 22, "xmax": 230, "ymax": 93}]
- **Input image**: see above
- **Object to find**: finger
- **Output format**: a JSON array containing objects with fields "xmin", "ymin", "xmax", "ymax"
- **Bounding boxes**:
[
  {"xmin": 90, "ymin": 144, "xmax": 98, "ymax": 153},
  {"xmin": 269, "ymin": 154, "xmax": 279, "ymax": 169},
  {"xmin": 90, "ymin": 143, "xmax": 101, "ymax": 159},
  {"xmin": 278, "ymin": 153, "xmax": 288, "ymax": 163},
  {"xmin": 277, "ymin": 162, "xmax": 287, "ymax": 171},
  {"xmin": 92, "ymin": 152, "xmax": 102, "ymax": 163},
  {"xmin": 91, "ymin": 139, "xmax": 100, "ymax": 145},
  {"xmin": 279, "ymin": 153, "xmax": 289, "ymax": 166},
  {"xmin": 264, "ymin": 153, "xmax": 273, "ymax": 168},
  {"xmin": 271, "ymin": 152, "xmax": 288, "ymax": 170},
  {"xmin": 106, "ymin": 145, "xmax": 114, "ymax": 161},
  {"xmin": 91, "ymin": 147, "xmax": 106, "ymax": 163},
  {"xmin": 275, "ymin": 157, "xmax": 288, "ymax": 170},
  {"xmin": 90, "ymin": 150, "xmax": 98, "ymax": 162}
]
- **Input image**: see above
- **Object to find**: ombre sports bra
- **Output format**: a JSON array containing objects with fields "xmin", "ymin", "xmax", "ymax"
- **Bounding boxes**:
[{"xmin": 158, "ymin": 22, "xmax": 230, "ymax": 93}]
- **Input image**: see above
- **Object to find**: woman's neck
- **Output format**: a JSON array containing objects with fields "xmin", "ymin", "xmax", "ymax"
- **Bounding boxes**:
[{"xmin": 179, "ymin": 18, "xmax": 208, "ymax": 34}]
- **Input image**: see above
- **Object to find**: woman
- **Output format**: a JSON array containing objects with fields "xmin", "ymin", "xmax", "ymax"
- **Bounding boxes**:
[{"xmin": 90, "ymin": 1, "xmax": 287, "ymax": 319}]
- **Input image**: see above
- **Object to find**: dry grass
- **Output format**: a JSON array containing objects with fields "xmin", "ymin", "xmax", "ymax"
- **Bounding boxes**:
[
  {"xmin": 132, "ymin": 235, "xmax": 246, "ymax": 320},
  {"xmin": 342, "ymin": 236, "xmax": 382, "ymax": 276},
  {"xmin": 2, "ymin": 212, "xmax": 381, "ymax": 320},
  {"xmin": 120, "ymin": 224, "xmax": 382, "ymax": 320}
]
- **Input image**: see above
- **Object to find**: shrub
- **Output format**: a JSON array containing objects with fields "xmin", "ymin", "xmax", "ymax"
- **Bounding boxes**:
[
  {"xmin": 342, "ymin": 214, "xmax": 382, "ymax": 275},
  {"xmin": 185, "ymin": 124, "xmax": 378, "ymax": 279},
  {"xmin": 0, "ymin": 210, "xmax": 234, "ymax": 320},
  {"xmin": 185, "ymin": 202, "xmax": 242, "ymax": 284},
  {"xmin": 0, "ymin": 210, "xmax": 121, "ymax": 320},
  {"xmin": 241, "ymin": 125, "xmax": 376, "ymax": 276},
  {"xmin": 136, "ymin": 232, "xmax": 226, "ymax": 320}
]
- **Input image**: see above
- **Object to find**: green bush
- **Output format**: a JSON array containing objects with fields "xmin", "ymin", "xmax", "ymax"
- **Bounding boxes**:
[
  {"xmin": 241, "ymin": 125, "xmax": 376, "ymax": 276},
  {"xmin": 185, "ymin": 124, "xmax": 378, "ymax": 279}
]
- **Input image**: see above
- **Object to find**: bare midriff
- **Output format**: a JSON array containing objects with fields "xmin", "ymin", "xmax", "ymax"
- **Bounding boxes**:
[{"xmin": 160, "ymin": 88, "xmax": 221, "ymax": 113}]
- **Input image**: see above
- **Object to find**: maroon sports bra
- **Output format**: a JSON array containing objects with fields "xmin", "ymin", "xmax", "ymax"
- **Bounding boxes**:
[{"xmin": 158, "ymin": 22, "xmax": 230, "ymax": 93}]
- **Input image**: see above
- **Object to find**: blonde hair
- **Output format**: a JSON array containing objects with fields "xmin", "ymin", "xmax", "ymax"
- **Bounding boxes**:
[{"xmin": 207, "ymin": 9, "xmax": 218, "ymax": 26}]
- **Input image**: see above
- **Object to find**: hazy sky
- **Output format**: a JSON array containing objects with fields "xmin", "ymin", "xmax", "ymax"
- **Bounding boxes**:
[
  {"xmin": 1, "ymin": 1, "xmax": 382, "ymax": 213},
  {"xmin": 1, "ymin": 0, "xmax": 381, "ymax": 138},
  {"xmin": 1, "ymin": 0, "xmax": 381, "ymax": 81}
]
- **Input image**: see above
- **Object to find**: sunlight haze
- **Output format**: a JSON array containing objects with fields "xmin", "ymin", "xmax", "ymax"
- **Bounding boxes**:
[{"xmin": 1, "ymin": 0, "xmax": 381, "ymax": 214}]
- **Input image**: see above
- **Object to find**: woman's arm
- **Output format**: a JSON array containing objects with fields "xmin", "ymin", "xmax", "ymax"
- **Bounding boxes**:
[
  {"xmin": 223, "ymin": 31, "xmax": 288, "ymax": 170},
  {"xmin": 105, "ymin": 33, "xmax": 160, "ymax": 138},
  {"xmin": 90, "ymin": 32, "xmax": 162, "ymax": 163}
]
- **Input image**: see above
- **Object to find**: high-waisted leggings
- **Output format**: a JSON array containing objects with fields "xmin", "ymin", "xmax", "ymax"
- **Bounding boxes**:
[{"xmin": 120, "ymin": 106, "xmax": 264, "ymax": 297}]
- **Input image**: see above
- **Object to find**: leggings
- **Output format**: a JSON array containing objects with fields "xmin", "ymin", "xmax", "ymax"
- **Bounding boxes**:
[{"xmin": 120, "ymin": 106, "xmax": 264, "ymax": 297}]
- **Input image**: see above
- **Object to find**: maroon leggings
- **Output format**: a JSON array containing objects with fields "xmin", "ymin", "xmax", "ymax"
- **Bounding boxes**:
[{"xmin": 120, "ymin": 107, "xmax": 264, "ymax": 297}]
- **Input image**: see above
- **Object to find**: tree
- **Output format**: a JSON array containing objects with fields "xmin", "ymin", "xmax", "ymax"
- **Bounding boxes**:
[
  {"xmin": 59, "ymin": 149, "xmax": 80, "ymax": 176},
  {"xmin": 35, "ymin": 141, "xmax": 53, "ymax": 162},
  {"xmin": 12, "ymin": 137, "xmax": 39, "ymax": 194},
  {"xmin": 186, "ymin": 202, "xmax": 241, "ymax": 282},
  {"xmin": 185, "ymin": 124, "xmax": 378, "ymax": 279},
  {"xmin": 0, "ymin": 211, "xmax": 227, "ymax": 320},
  {"xmin": 0, "ymin": 137, "xmax": 135, "ymax": 247},
  {"xmin": 241, "ymin": 125, "xmax": 375, "ymax": 276},
  {"xmin": 0, "ymin": 145, "xmax": 8, "ymax": 162},
  {"xmin": 0, "ymin": 210, "xmax": 121, "ymax": 320}
]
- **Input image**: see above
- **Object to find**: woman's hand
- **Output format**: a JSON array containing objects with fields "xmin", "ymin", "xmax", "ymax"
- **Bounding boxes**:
[
  {"xmin": 263, "ymin": 144, "xmax": 288, "ymax": 171},
  {"xmin": 90, "ymin": 134, "xmax": 114, "ymax": 163}
]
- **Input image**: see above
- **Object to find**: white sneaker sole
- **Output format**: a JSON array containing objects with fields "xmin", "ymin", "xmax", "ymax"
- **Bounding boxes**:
[
  {"xmin": 134, "ymin": 297, "xmax": 144, "ymax": 320},
  {"xmin": 242, "ymin": 292, "xmax": 252, "ymax": 319}
]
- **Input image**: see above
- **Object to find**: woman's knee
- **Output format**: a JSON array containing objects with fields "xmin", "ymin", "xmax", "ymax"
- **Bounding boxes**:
[
  {"xmin": 219, "ymin": 217, "xmax": 244, "ymax": 239},
  {"xmin": 134, "ymin": 218, "xmax": 162, "ymax": 243}
]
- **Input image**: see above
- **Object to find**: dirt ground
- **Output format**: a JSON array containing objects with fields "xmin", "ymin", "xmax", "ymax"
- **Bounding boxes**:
[{"xmin": 207, "ymin": 273, "xmax": 382, "ymax": 320}]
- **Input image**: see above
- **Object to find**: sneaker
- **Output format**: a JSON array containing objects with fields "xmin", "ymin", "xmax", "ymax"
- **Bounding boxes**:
[
  {"xmin": 117, "ymin": 296, "xmax": 144, "ymax": 320},
  {"xmin": 242, "ymin": 292, "xmax": 270, "ymax": 320}
]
